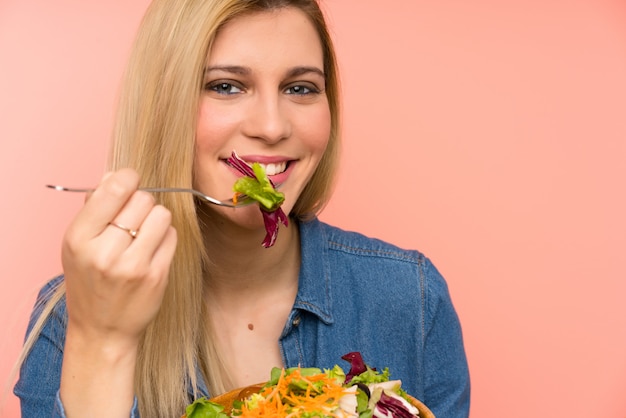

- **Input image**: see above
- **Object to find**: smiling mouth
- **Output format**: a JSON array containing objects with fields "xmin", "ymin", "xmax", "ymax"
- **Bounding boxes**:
[
  {"xmin": 223, "ymin": 153, "xmax": 292, "ymax": 178},
  {"xmin": 228, "ymin": 160, "xmax": 289, "ymax": 176},
  {"xmin": 256, "ymin": 161, "xmax": 288, "ymax": 176}
]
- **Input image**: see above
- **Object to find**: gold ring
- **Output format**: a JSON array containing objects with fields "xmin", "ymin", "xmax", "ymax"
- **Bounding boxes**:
[{"xmin": 108, "ymin": 222, "xmax": 138, "ymax": 238}]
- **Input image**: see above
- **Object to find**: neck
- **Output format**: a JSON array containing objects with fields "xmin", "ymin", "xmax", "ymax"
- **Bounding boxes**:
[
  {"xmin": 199, "ymin": 207, "xmax": 301, "ymax": 305},
  {"xmin": 197, "ymin": 206, "xmax": 302, "ymax": 389}
]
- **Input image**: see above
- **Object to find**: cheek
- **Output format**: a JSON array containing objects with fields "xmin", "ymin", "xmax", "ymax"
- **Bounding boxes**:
[
  {"xmin": 302, "ymin": 105, "xmax": 332, "ymax": 155},
  {"xmin": 195, "ymin": 100, "xmax": 239, "ymax": 152},
  {"xmin": 193, "ymin": 103, "xmax": 224, "ymax": 189},
  {"xmin": 196, "ymin": 104, "xmax": 216, "ymax": 153}
]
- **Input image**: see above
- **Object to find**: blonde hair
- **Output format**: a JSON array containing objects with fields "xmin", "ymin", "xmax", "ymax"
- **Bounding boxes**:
[{"xmin": 17, "ymin": 0, "xmax": 341, "ymax": 417}]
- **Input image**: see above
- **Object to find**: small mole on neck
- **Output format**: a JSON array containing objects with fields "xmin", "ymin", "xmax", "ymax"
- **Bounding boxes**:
[{"xmin": 247, "ymin": 323, "xmax": 254, "ymax": 331}]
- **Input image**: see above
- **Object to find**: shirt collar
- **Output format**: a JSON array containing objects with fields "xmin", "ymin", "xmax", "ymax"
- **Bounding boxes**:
[{"xmin": 292, "ymin": 217, "xmax": 334, "ymax": 325}]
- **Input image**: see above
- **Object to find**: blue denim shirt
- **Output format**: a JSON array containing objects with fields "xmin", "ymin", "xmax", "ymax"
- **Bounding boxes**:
[{"xmin": 15, "ymin": 217, "xmax": 470, "ymax": 417}]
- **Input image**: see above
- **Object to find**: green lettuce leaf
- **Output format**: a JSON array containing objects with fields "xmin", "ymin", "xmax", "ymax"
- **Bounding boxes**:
[
  {"xmin": 185, "ymin": 397, "xmax": 229, "ymax": 418},
  {"xmin": 232, "ymin": 162, "xmax": 285, "ymax": 212}
]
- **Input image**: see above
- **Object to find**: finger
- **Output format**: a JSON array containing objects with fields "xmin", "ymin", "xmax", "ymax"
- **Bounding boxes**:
[
  {"xmin": 65, "ymin": 189, "xmax": 155, "ymax": 269},
  {"xmin": 121, "ymin": 207, "xmax": 176, "ymax": 297},
  {"xmin": 101, "ymin": 190, "xmax": 156, "ymax": 243},
  {"xmin": 149, "ymin": 225, "xmax": 177, "ymax": 282},
  {"xmin": 64, "ymin": 190, "xmax": 158, "ymax": 286},
  {"xmin": 70, "ymin": 169, "xmax": 140, "ymax": 239},
  {"xmin": 83, "ymin": 172, "xmax": 113, "ymax": 204},
  {"xmin": 126, "ymin": 205, "xmax": 173, "ymax": 258}
]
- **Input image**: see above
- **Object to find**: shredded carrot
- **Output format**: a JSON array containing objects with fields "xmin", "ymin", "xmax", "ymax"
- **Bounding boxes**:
[{"xmin": 238, "ymin": 368, "xmax": 350, "ymax": 417}]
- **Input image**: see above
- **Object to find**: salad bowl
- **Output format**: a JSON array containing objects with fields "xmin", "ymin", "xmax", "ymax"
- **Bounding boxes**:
[
  {"xmin": 182, "ymin": 352, "xmax": 436, "ymax": 418},
  {"xmin": 184, "ymin": 383, "xmax": 436, "ymax": 418}
]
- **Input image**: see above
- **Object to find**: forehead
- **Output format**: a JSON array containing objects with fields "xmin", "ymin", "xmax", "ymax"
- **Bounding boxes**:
[{"xmin": 208, "ymin": 7, "xmax": 324, "ymax": 68}]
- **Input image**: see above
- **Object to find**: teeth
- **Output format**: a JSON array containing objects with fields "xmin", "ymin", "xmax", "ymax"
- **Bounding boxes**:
[{"xmin": 255, "ymin": 162, "xmax": 287, "ymax": 176}]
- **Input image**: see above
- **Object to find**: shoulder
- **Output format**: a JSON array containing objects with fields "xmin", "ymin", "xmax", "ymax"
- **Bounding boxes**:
[
  {"xmin": 14, "ymin": 276, "xmax": 68, "ymax": 415},
  {"xmin": 299, "ymin": 218, "xmax": 451, "ymax": 298},
  {"xmin": 302, "ymin": 218, "xmax": 443, "ymax": 275},
  {"xmin": 34, "ymin": 275, "xmax": 66, "ymax": 310},
  {"xmin": 38, "ymin": 275, "xmax": 65, "ymax": 300},
  {"xmin": 301, "ymin": 218, "xmax": 418, "ymax": 258},
  {"xmin": 26, "ymin": 275, "xmax": 67, "ymax": 335}
]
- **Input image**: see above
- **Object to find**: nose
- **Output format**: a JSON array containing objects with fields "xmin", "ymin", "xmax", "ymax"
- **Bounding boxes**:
[{"xmin": 242, "ymin": 92, "xmax": 291, "ymax": 144}]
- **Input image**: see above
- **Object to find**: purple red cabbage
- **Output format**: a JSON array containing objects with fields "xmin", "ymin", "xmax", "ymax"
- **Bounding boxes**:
[
  {"xmin": 342, "ymin": 352, "xmax": 368, "ymax": 383},
  {"xmin": 226, "ymin": 151, "xmax": 288, "ymax": 248},
  {"xmin": 373, "ymin": 392, "xmax": 418, "ymax": 418}
]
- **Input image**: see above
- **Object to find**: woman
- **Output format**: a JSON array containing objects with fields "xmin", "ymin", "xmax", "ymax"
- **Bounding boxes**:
[{"xmin": 14, "ymin": 0, "xmax": 470, "ymax": 417}]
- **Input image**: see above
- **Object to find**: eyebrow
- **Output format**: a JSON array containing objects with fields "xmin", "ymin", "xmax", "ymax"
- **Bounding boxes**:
[
  {"xmin": 204, "ymin": 65, "xmax": 250, "ymax": 75},
  {"xmin": 286, "ymin": 66, "xmax": 325, "ymax": 79},
  {"xmin": 204, "ymin": 65, "xmax": 325, "ymax": 79}
]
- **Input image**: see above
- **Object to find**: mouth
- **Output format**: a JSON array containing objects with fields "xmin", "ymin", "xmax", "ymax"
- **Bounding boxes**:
[
  {"xmin": 223, "ymin": 156, "xmax": 292, "ymax": 178},
  {"xmin": 255, "ymin": 161, "xmax": 288, "ymax": 176}
]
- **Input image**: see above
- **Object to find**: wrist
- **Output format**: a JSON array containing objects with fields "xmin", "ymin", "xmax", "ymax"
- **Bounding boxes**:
[
  {"xmin": 60, "ymin": 326, "xmax": 139, "ymax": 417},
  {"xmin": 64, "ymin": 321, "xmax": 140, "ymax": 364}
]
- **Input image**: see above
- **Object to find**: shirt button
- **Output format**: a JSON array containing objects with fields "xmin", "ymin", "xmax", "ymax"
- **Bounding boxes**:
[{"xmin": 292, "ymin": 316, "xmax": 301, "ymax": 327}]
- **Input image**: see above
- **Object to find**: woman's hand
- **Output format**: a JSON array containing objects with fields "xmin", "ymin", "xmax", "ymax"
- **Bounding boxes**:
[
  {"xmin": 59, "ymin": 168, "xmax": 177, "ymax": 417},
  {"xmin": 62, "ymin": 168, "xmax": 177, "ymax": 346}
]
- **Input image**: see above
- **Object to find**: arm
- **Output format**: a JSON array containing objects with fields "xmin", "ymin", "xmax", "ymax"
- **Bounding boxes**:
[
  {"xmin": 422, "ymin": 258, "xmax": 471, "ymax": 417},
  {"xmin": 58, "ymin": 169, "xmax": 176, "ymax": 417},
  {"xmin": 14, "ymin": 278, "xmax": 143, "ymax": 418},
  {"xmin": 16, "ymin": 170, "xmax": 176, "ymax": 418},
  {"xmin": 14, "ymin": 278, "xmax": 67, "ymax": 418},
  {"xmin": 59, "ymin": 327, "xmax": 139, "ymax": 417}
]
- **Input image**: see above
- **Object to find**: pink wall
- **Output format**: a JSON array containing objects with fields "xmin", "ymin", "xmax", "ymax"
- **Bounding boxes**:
[{"xmin": 1, "ymin": 1, "xmax": 625, "ymax": 416}]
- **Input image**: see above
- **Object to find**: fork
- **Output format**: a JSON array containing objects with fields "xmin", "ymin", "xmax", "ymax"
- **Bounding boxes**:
[{"xmin": 46, "ymin": 185, "xmax": 254, "ymax": 208}]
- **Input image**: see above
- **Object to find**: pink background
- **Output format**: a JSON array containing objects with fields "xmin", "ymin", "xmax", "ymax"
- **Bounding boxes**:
[{"xmin": 1, "ymin": 0, "xmax": 625, "ymax": 416}]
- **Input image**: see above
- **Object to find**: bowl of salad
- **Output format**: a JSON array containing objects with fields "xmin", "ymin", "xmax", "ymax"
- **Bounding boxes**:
[{"xmin": 183, "ymin": 352, "xmax": 435, "ymax": 418}]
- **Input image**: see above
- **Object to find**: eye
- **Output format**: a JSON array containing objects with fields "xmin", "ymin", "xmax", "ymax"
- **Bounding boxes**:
[
  {"xmin": 205, "ymin": 81, "xmax": 244, "ymax": 95},
  {"xmin": 284, "ymin": 84, "xmax": 320, "ymax": 96}
]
